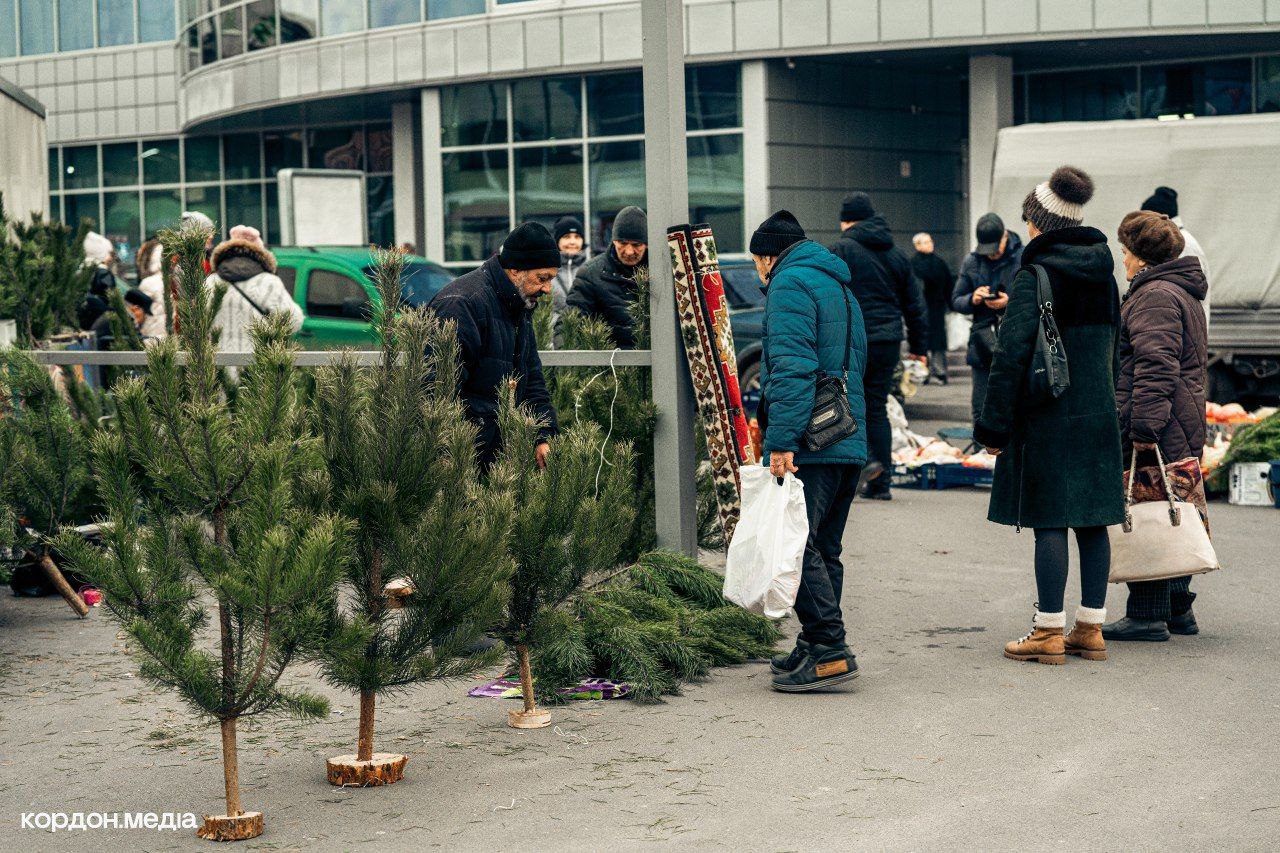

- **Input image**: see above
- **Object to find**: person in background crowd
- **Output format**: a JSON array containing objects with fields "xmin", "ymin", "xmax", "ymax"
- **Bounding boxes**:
[
  {"xmin": 181, "ymin": 210, "xmax": 216, "ymax": 273},
  {"xmin": 1139, "ymin": 187, "xmax": 1211, "ymax": 326},
  {"xmin": 751, "ymin": 210, "xmax": 868, "ymax": 693},
  {"xmin": 568, "ymin": 206, "xmax": 648, "ymax": 349},
  {"xmin": 1105, "ymin": 211, "xmax": 1210, "ymax": 643},
  {"xmin": 78, "ymin": 230, "xmax": 119, "ymax": 330},
  {"xmin": 974, "ymin": 166, "xmax": 1124, "ymax": 666},
  {"xmin": 135, "ymin": 237, "xmax": 167, "ymax": 340},
  {"xmin": 910, "ymin": 232, "xmax": 954, "ymax": 384},
  {"xmin": 552, "ymin": 216, "xmax": 589, "ymax": 324},
  {"xmin": 827, "ymin": 192, "xmax": 928, "ymax": 501},
  {"xmin": 429, "ymin": 222, "xmax": 559, "ymax": 471},
  {"xmin": 951, "ymin": 213, "xmax": 1023, "ymax": 425},
  {"xmin": 91, "ymin": 288, "xmax": 153, "ymax": 359},
  {"xmin": 206, "ymin": 225, "xmax": 303, "ymax": 360}
]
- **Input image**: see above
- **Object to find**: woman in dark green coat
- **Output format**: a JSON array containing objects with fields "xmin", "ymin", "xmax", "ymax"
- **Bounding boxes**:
[{"xmin": 973, "ymin": 166, "xmax": 1125, "ymax": 666}]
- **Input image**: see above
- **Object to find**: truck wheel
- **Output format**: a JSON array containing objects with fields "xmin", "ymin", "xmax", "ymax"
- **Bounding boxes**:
[{"xmin": 1207, "ymin": 364, "xmax": 1238, "ymax": 405}]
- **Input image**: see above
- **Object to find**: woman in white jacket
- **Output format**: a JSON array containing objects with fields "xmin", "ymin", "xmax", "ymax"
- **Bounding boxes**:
[
  {"xmin": 135, "ymin": 238, "xmax": 168, "ymax": 340},
  {"xmin": 204, "ymin": 226, "xmax": 304, "ymax": 356}
]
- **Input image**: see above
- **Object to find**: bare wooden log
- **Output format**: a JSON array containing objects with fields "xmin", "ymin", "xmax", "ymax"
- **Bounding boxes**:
[
  {"xmin": 196, "ymin": 811, "xmax": 263, "ymax": 841},
  {"xmin": 36, "ymin": 553, "xmax": 89, "ymax": 618},
  {"xmin": 325, "ymin": 753, "xmax": 408, "ymax": 787}
]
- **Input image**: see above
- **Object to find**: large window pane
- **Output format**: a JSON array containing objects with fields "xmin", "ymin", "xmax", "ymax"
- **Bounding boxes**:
[
  {"xmin": 19, "ymin": 0, "xmax": 55, "ymax": 55},
  {"xmin": 60, "ymin": 0, "xmax": 95, "ymax": 52},
  {"xmin": 442, "ymin": 149, "xmax": 509, "ymax": 263},
  {"xmin": 198, "ymin": 17, "xmax": 216, "ymax": 65},
  {"xmin": 321, "ymin": 0, "xmax": 364, "ymax": 35},
  {"xmin": 685, "ymin": 64, "xmax": 741, "ymax": 130},
  {"xmin": 1028, "ymin": 67, "xmax": 1138, "ymax": 122},
  {"xmin": 688, "ymin": 135, "xmax": 743, "ymax": 253},
  {"xmin": 442, "ymin": 83, "xmax": 508, "ymax": 147},
  {"xmin": 1142, "ymin": 59, "xmax": 1252, "ymax": 118},
  {"xmin": 1, "ymin": 4, "xmax": 16, "ymax": 58},
  {"xmin": 48, "ymin": 149, "xmax": 60, "ymax": 191},
  {"xmin": 367, "ymin": 123, "xmax": 393, "ymax": 172},
  {"xmin": 280, "ymin": 0, "xmax": 317, "ymax": 42},
  {"xmin": 104, "ymin": 191, "xmax": 142, "ymax": 259},
  {"xmin": 588, "ymin": 140, "xmax": 644, "ymax": 247},
  {"xmin": 265, "ymin": 182, "xmax": 279, "ymax": 243},
  {"xmin": 63, "ymin": 193, "xmax": 99, "ymax": 232},
  {"xmin": 98, "ymin": 0, "xmax": 136, "ymax": 47},
  {"xmin": 139, "ymin": 0, "xmax": 177, "ymax": 43},
  {"xmin": 142, "ymin": 139, "xmax": 181, "ymax": 184},
  {"xmin": 223, "ymin": 133, "xmax": 261, "ymax": 180},
  {"xmin": 218, "ymin": 8, "xmax": 244, "ymax": 59},
  {"xmin": 225, "ymin": 183, "xmax": 264, "ymax": 233},
  {"xmin": 513, "ymin": 77, "xmax": 582, "ymax": 142},
  {"xmin": 265, "ymin": 130, "xmax": 304, "ymax": 175},
  {"xmin": 367, "ymin": 176, "xmax": 394, "ymax": 247},
  {"xmin": 428, "ymin": 0, "xmax": 484, "ymax": 19},
  {"xmin": 514, "ymin": 145, "xmax": 583, "ymax": 233},
  {"xmin": 588, "ymin": 72, "xmax": 643, "ymax": 137},
  {"xmin": 308, "ymin": 127, "xmax": 364, "ymax": 169},
  {"xmin": 183, "ymin": 185, "xmax": 222, "ymax": 236},
  {"xmin": 1260, "ymin": 56, "xmax": 1280, "ymax": 113},
  {"xmin": 372, "ymin": 0, "xmax": 418, "ymax": 28},
  {"xmin": 185, "ymin": 137, "xmax": 220, "ymax": 182},
  {"xmin": 144, "ymin": 189, "xmax": 182, "ymax": 236},
  {"xmin": 64, "ymin": 145, "xmax": 99, "ymax": 190},
  {"xmin": 246, "ymin": 0, "xmax": 278, "ymax": 50},
  {"xmin": 102, "ymin": 142, "xmax": 139, "ymax": 187}
]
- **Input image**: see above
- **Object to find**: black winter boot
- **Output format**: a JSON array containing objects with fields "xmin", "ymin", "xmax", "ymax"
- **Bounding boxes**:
[
  {"xmin": 770, "ymin": 638, "xmax": 809, "ymax": 674},
  {"xmin": 1168, "ymin": 608, "xmax": 1199, "ymax": 636},
  {"xmin": 771, "ymin": 643, "xmax": 859, "ymax": 692},
  {"xmin": 1101, "ymin": 616, "xmax": 1170, "ymax": 642}
]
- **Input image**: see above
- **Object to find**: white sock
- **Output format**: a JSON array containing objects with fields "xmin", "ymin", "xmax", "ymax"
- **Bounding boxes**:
[
  {"xmin": 1033, "ymin": 610, "xmax": 1066, "ymax": 628},
  {"xmin": 1076, "ymin": 606, "xmax": 1106, "ymax": 625}
]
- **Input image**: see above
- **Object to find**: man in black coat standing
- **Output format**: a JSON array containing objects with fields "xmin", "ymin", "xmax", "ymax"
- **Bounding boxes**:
[
  {"xmin": 567, "ymin": 205, "xmax": 648, "ymax": 349},
  {"xmin": 429, "ymin": 222, "xmax": 560, "ymax": 471},
  {"xmin": 828, "ymin": 192, "xmax": 929, "ymax": 500},
  {"xmin": 910, "ymin": 231, "xmax": 954, "ymax": 384}
]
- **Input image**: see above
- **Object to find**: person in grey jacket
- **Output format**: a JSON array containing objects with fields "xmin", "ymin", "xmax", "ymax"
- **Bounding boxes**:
[{"xmin": 551, "ymin": 216, "xmax": 589, "ymax": 321}]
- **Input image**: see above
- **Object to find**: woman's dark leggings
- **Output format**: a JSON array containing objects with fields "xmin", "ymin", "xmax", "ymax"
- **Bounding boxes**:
[{"xmin": 1033, "ymin": 527, "xmax": 1110, "ymax": 612}]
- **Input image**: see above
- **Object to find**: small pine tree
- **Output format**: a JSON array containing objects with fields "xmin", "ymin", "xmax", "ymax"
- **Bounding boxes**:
[
  {"xmin": 0, "ymin": 193, "xmax": 92, "ymax": 346},
  {"xmin": 56, "ymin": 224, "xmax": 344, "ymax": 841},
  {"xmin": 488, "ymin": 395, "xmax": 635, "ymax": 726},
  {"xmin": 310, "ymin": 248, "xmax": 514, "ymax": 784}
]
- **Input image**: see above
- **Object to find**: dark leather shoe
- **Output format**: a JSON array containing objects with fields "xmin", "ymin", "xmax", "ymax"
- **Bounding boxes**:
[
  {"xmin": 770, "ymin": 638, "xmax": 809, "ymax": 674},
  {"xmin": 771, "ymin": 643, "xmax": 860, "ymax": 692},
  {"xmin": 1169, "ymin": 608, "xmax": 1199, "ymax": 636},
  {"xmin": 1101, "ymin": 617, "xmax": 1170, "ymax": 642}
]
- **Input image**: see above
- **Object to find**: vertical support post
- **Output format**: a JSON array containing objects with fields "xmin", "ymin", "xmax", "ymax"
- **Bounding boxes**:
[
  {"xmin": 967, "ymin": 54, "xmax": 1013, "ymax": 242},
  {"xmin": 741, "ymin": 60, "xmax": 769, "ymax": 248},
  {"xmin": 391, "ymin": 100, "xmax": 420, "ymax": 250},
  {"xmin": 421, "ymin": 87, "xmax": 446, "ymax": 262},
  {"xmin": 642, "ymin": 0, "xmax": 697, "ymax": 556}
]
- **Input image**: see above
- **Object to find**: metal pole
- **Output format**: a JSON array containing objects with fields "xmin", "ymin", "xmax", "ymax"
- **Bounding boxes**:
[{"xmin": 642, "ymin": 0, "xmax": 698, "ymax": 556}]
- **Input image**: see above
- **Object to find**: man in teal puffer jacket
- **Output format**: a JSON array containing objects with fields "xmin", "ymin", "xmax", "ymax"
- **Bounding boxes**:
[{"xmin": 752, "ymin": 210, "xmax": 869, "ymax": 692}]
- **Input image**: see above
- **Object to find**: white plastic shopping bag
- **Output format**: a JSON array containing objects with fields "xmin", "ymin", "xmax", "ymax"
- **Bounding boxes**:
[{"xmin": 723, "ymin": 466, "xmax": 808, "ymax": 618}]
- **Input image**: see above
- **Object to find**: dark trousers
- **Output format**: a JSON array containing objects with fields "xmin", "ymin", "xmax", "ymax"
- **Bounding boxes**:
[
  {"xmin": 930, "ymin": 350, "xmax": 948, "ymax": 379},
  {"xmin": 792, "ymin": 464, "xmax": 861, "ymax": 647},
  {"xmin": 1033, "ymin": 527, "xmax": 1110, "ymax": 612},
  {"xmin": 863, "ymin": 340, "xmax": 900, "ymax": 494},
  {"xmin": 1126, "ymin": 577, "xmax": 1195, "ymax": 621},
  {"xmin": 970, "ymin": 363, "xmax": 990, "ymax": 425}
]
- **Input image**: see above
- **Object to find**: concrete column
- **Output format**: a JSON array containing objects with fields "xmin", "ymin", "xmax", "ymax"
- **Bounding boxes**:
[
  {"xmin": 641, "ymin": 0, "xmax": 697, "ymax": 556},
  {"xmin": 741, "ymin": 60, "xmax": 769, "ymax": 242},
  {"xmin": 967, "ymin": 54, "xmax": 1013, "ymax": 244},
  {"xmin": 420, "ymin": 88, "xmax": 445, "ymax": 262},
  {"xmin": 391, "ymin": 100, "xmax": 421, "ymax": 251}
]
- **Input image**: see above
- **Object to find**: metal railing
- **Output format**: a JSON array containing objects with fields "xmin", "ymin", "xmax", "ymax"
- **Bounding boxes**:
[{"xmin": 25, "ymin": 349, "xmax": 654, "ymax": 368}]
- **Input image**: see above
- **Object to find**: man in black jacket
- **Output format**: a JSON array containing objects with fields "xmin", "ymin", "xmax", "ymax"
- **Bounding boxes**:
[
  {"xmin": 828, "ymin": 192, "xmax": 928, "ymax": 500},
  {"xmin": 911, "ymin": 231, "xmax": 954, "ymax": 384},
  {"xmin": 567, "ymin": 205, "xmax": 648, "ymax": 349},
  {"xmin": 429, "ymin": 222, "xmax": 560, "ymax": 471}
]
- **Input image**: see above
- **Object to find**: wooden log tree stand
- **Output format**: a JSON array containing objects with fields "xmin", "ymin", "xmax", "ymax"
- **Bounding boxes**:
[
  {"xmin": 507, "ymin": 644, "xmax": 551, "ymax": 729},
  {"xmin": 326, "ymin": 685, "xmax": 408, "ymax": 787},
  {"xmin": 36, "ymin": 552, "xmax": 89, "ymax": 618}
]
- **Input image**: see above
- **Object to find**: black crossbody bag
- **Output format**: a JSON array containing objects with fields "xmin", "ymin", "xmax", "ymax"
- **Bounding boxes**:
[
  {"xmin": 1025, "ymin": 263, "xmax": 1070, "ymax": 405},
  {"xmin": 802, "ymin": 285, "xmax": 859, "ymax": 451}
]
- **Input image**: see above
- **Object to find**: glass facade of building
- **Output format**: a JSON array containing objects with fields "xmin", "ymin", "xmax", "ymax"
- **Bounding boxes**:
[
  {"xmin": 1016, "ymin": 53, "xmax": 1280, "ymax": 123},
  {"xmin": 47, "ymin": 122, "xmax": 395, "ymax": 264},
  {"xmin": 0, "ymin": 0, "xmax": 174, "ymax": 57},
  {"xmin": 441, "ymin": 64, "xmax": 744, "ymax": 264}
]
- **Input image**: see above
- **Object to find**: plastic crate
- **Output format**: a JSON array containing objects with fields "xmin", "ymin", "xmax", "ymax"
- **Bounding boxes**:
[
  {"xmin": 934, "ymin": 463, "xmax": 995, "ymax": 490},
  {"xmin": 891, "ymin": 463, "xmax": 935, "ymax": 490},
  {"xmin": 1270, "ymin": 461, "xmax": 1280, "ymax": 508}
]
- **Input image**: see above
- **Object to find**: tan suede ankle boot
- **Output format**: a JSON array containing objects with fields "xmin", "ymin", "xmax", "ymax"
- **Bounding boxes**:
[
  {"xmin": 1065, "ymin": 607, "xmax": 1108, "ymax": 661},
  {"xmin": 1004, "ymin": 611, "xmax": 1066, "ymax": 664}
]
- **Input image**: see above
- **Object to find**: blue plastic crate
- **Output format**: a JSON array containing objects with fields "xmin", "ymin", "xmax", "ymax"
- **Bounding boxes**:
[
  {"xmin": 891, "ymin": 463, "xmax": 936, "ymax": 490},
  {"xmin": 1270, "ymin": 461, "xmax": 1280, "ymax": 508},
  {"xmin": 933, "ymin": 463, "xmax": 995, "ymax": 490}
]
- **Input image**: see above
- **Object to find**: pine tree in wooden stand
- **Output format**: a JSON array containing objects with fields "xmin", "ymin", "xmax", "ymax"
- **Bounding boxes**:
[
  {"xmin": 488, "ymin": 398, "xmax": 635, "ymax": 729},
  {"xmin": 57, "ymin": 225, "xmax": 345, "ymax": 842},
  {"xmin": 311, "ymin": 247, "xmax": 514, "ymax": 787}
]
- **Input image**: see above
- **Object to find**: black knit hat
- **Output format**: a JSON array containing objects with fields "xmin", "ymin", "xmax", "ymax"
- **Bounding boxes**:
[
  {"xmin": 1141, "ymin": 186, "xmax": 1178, "ymax": 218},
  {"xmin": 498, "ymin": 221, "xmax": 560, "ymax": 270},
  {"xmin": 840, "ymin": 192, "xmax": 875, "ymax": 222},
  {"xmin": 750, "ymin": 210, "xmax": 806, "ymax": 257},
  {"xmin": 612, "ymin": 206, "xmax": 648, "ymax": 243},
  {"xmin": 553, "ymin": 216, "xmax": 584, "ymax": 241},
  {"xmin": 123, "ymin": 287, "xmax": 154, "ymax": 313}
]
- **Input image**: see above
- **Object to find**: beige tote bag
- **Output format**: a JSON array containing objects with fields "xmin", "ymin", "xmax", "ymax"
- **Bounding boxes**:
[{"xmin": 1109, "ymin": 447, "xmax": 1220, "ymax": 583}]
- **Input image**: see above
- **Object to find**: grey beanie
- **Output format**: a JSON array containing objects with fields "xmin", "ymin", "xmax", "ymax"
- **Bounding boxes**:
[{"xmin": 612, "ymin": 206, "xmax": 648, "ymax": 243}]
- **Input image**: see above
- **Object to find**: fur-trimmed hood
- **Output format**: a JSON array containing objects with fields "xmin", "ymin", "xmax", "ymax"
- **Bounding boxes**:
[{"xmin": 211, "ymin": 238, "xmax": 276, "ymax": 282}]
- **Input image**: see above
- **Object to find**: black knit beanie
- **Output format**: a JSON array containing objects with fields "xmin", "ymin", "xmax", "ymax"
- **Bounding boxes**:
[
  {"xmin": 1141, "ymin": 186, "xmax": 1178, "ymax": 218},
  {"xmin": 124, "ymin": 287, "xmax": 154, "ymax": 313},
  {"xmin": 498, "ymin": 222, "xmax": 560, "ymax": 270},
  {"xmin": 750, "ymin": 210, "xmax": 806, "ymax": 256},
  {"xmin": 840, "ymin": 192, "xmax": 875, "ymax": 222},
  {"xmin": 553, "ymin": 216, "xmax": 584, "ymax": 241},
  {"xmin": 612, "ymin": 206, "xmax": 648, "ymax": 243}
]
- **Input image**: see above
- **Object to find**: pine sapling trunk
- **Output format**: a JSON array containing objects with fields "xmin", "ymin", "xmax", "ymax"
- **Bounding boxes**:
[
  {"xmin": 213, "ymin": 508, "xmax": 242, "ymax": 817},
  {"xmin": 358, "ymin": 545, "xmax": 384, "ymax": 763},
  {"xmin": 516, "ymin": 645, "xmax": 536, "ymax": 713},
  {"xmin": 219, "ymin": 717, "xmax": 242, "ymax": 817},
  {"xmin": 36, "ymin": 552, "xmax": 89, "ymax": 618},
  {"xmin": 357, "ymin": 691, "xmax": 375, "ymax": 762}
]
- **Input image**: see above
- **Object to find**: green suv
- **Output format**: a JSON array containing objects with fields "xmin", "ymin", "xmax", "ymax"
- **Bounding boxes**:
[{"xmin": 271, "ymin": 246, "xmax": 454, "ymax": 347}]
